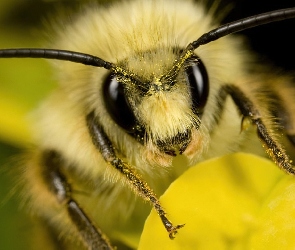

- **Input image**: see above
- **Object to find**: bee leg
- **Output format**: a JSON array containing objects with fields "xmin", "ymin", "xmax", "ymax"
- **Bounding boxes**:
[
  {"xmin": 222, "ymin": 84, "xmax": 295, "ymax": 175},
  {"xmin": 86, "ymin": 111, "xmax": 184, "ymax": 239},
  {"xmin": 42, "ymin": 150, "xmax": 114, "ymax": 250},
  {"xmin": 271, "ymin": 94, "xmax": 295, "ymax": 147}
]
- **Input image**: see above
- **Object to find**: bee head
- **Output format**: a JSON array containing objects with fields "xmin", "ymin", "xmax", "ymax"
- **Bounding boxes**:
[{"xmin": 102, "ymin": 47, "xmax": 209, "ymax": 160}]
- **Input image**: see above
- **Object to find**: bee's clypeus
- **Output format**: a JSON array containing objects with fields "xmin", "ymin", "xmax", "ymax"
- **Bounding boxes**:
[{"xmin": 0, "ymin": 0, "xmax": 295, "ymax": 249}]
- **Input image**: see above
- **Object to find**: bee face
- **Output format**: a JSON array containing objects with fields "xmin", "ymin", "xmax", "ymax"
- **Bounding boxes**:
[{"xmin": 103, "ymin": 47, "xmax": 210, "ymax": 165}]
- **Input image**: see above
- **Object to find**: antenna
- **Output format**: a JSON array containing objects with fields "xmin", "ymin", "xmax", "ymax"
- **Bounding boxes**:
[
  {"xmin": 189, "ymin": 7, "xmax": 295, "ymax": 50},
  {"xmin": 0, "ymin": 48, "xmax": 113, "ymax": 69}
]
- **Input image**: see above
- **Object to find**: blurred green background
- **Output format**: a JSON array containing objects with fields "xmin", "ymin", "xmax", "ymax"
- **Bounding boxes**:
[
  {"xmin": 0, "ymin": 0, "xmax": 294, "ymax": 249},
  {"xmin": 0, "ymin": 1, "xmax": 55, "ymax": 249}
]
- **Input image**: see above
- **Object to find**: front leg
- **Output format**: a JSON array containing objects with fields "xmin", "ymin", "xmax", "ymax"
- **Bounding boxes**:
[
  {"xmin": 222, "ymin": 84, "xmax": 295, "ymax": 175},
  {"xmin": 86, "ymin": 111, "xmax": 184, "ymax": 239},
  {"xmin": 42, "ymin": 150, "xmax": 114, "ymax": 250}
]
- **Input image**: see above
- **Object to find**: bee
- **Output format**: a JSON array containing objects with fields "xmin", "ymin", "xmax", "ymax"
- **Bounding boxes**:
[{"xmin": 0, "ymin": 0, "xmax": 295, "ymax": 249}]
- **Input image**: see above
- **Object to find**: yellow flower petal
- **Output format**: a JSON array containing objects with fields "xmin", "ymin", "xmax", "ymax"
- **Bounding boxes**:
[{"xmin": 139, "ymin": 153, "xmax": 293, "ymax": 250}]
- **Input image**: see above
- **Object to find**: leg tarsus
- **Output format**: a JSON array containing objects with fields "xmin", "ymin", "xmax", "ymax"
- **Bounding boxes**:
[
  {"xmin": 86, "ymin": 112, "xmax": 185, "ymax": 239},
  {"xmin": 255, "ymin": 118, "xmax": 295, "ymax": 174}
]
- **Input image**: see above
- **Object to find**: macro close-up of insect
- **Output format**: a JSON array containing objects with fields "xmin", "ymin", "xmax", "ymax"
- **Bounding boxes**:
[{"xmin": 1, "ymin": 0, "xmax": 295, "ymax": 249}]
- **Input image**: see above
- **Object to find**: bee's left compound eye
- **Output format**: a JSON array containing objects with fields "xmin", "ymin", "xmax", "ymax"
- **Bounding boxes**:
[
  {"xmin": 103, "ymin": 73, "xmax": 136, "ymax": 132},
  {"xmin": 184, "ymin": 57, "xmax": 209, "ymax": 114}
]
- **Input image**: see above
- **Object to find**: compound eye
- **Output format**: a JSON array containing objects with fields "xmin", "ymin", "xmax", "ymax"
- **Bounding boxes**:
[
  {"xmin": 184, "ymin": 57, "xmax": 209, "ymax": 114},
  {"xmin": 103, "ymin": 73, "xmax": 136, "ymax": 132}
]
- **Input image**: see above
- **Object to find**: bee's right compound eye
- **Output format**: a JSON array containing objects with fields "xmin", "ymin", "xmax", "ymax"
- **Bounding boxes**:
[{"xmin": 103, "ymin": 73, "xmax": 137, "ymax": 132}]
